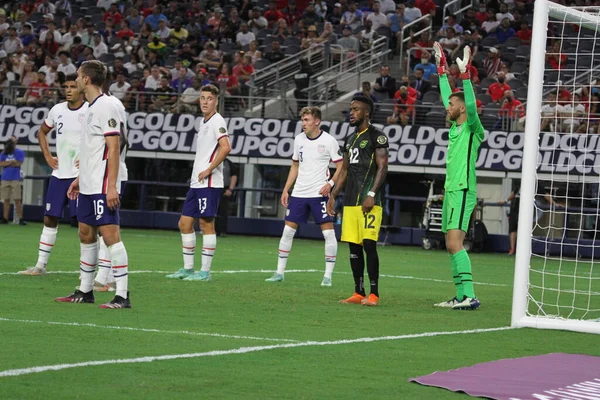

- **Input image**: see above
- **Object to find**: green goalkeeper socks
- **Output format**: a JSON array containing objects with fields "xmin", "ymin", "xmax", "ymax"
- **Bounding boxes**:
[
  {"xmin": 452, "ymin": 249, "xmax": 475, "ymax": 299},
  {"xmin": 450, "ymin": 255, "xmax": 464, "ymax": 300}
]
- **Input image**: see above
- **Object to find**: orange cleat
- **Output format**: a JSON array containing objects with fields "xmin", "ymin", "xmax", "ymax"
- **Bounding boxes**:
[
  {"xmin": 340, "ymin": 293, "xmax": 366, "ymax": 304},
  {"xmin": 361, "ymin": 293, "xmax": 379, "ymax": 306}
]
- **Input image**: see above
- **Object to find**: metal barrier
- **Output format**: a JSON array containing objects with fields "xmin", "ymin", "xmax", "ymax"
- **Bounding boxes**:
[
  {"xmin": 397, "ymin": 14, "xmax": 433, "ymax": 74},
  {"xmin": 442, "ymin": 0, "xmax": 473, "ymax": 25}
]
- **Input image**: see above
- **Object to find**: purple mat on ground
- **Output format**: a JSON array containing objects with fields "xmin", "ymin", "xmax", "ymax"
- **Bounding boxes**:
[{"xmin": 409, "ymin": 353, "xmax": 600, "ymax": 400}]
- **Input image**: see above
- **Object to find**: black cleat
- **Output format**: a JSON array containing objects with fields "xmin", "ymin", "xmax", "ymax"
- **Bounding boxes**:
[{"xmin": 55, "ymin": 290, "xmax": 95, "ymax": 304}]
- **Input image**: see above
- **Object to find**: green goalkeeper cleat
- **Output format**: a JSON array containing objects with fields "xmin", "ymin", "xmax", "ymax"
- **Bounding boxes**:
[
  {"xmin": 265, "ymin": 273, "xmax": 284, "ymax": 282},
  {"xmin": 165, "ymin": 268, "xmax": 194, "ymax": 279},
  {"xmin": 183, "ymin": 271, "xmax": 212, "ymax": 281}
]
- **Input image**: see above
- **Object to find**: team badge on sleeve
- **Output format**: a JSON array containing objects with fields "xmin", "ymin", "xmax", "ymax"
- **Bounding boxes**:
[
  {"xmin": 219, "ymin": 127, "xmax": 227, "ymax": 134},
  {"xmin": 108, "ymin": 118, "xmax": 117, "ymax": 128},
  {"xmin": 377, "ymin": 135, "xmax": 388, "ymax": 145}
]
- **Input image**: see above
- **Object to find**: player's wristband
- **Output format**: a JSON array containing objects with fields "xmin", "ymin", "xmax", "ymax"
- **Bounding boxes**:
[
  {"xmin": 367, "ymin": 191, "xmax": 376, "ymax": 198},
  {"xmin": 328, "ymin": 179, "xmax": 335, "ymax": 187}
]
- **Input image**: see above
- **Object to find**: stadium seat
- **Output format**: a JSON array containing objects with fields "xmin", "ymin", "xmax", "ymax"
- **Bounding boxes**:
[
  {"xmin": 263, "ymin": 36, "xmax": 278, "ymax": 46},
  {"xmin": 515, "ymin": 87, "xmax": 528, "ymax": 101},
  {"xmin": 425, "ymin": 111, "xmax": 447, "ymax": 128},
  {"xmin": 511, "ymin": 62, "xmax": 528, "ymax": 76},
  {"xmin": 478, "ymin": 93, "xmax": 493, "ymax": 105},
  {"xmin": 219, "ymin": 42, "xmax": 237, "ymax": 54},
  {"xmin": 501, "ymin": 52, "xmax": 516, "ymax": 65},
  {"xmin": 254, "ymin": 59, "xmax": 272, "ymax": 70},
  {"xmin": 285, "ymin": 45, "xmax": 300, "ymax": 56},
  {"xmin": 99, "ymin": 53, "xmax": 115, "ymax": 63},
  {"xmin": 480, "ymin": 114, "xmax": 500, "ymax": 130},
  {"xmin": 422, "ymin": 91, "xmax": 441, "ymax": 103},
  {"xmin": 480, "ymin": 77, "xmax": 496, "ymax": 89},
  {"xmin": 504, "ymin": 37, "xmax": 522, "ymax": 51},
  {"xmin": 284, "ymin": 37, "xmax": 301, "ymax": 47},
  {"xmin": 508, "ymin": 79, "xmax": 525, "ymax": 90},
  {"xmin": 515, "ymin": 45, "xmax": 531, "ymax": 61},
  {"xmin": 473, "ymin": 52, "xmax": 487, "ymax": 66},
  {"xmin": 376, "ymin": 26, "xmax": 392, "ymax": 39},
  {"xmin": 372, "ymin": 90, "xmax": 389, "ymax": 102},
  {"xmin": 481, "ymin": 36, "xmax": 498, "ymax": 50}
]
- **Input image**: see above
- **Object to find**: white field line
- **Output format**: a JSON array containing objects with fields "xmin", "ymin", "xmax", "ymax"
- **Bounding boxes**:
[
  {"xmin": 1, "ymin": 269, "xmax": 511, "ymax": 287},
  {"xmin": 0, "ymin": 317, "xmax": 300, "ymax": 343},
  {"xmin": 0, "ymin": 326, "xmax": 512, "ymax": 378}
]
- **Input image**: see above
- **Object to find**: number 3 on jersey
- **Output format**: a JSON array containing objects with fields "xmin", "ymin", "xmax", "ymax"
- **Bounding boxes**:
[{"xmin": 349, "ymin": 148, "xmax": 359, "ymax": 164}]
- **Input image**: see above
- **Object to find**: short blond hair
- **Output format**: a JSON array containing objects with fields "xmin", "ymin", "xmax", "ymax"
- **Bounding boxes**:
[{"xmin": 300, "ymin": 106, "xmax": 322, "ymax": 120}]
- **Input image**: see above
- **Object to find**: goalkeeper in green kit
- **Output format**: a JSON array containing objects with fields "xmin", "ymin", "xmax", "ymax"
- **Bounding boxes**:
[{"xmin": 433, "ymin": 42, "xmax": 483, "ymax": 310}]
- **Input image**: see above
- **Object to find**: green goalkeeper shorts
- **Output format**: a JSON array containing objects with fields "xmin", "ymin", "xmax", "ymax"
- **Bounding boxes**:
[{"xmin": 442, "ymin": 190, "xmax": 477, "ymax": 233}]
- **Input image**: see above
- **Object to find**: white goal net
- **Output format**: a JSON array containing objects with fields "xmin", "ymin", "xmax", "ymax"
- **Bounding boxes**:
[{"xmin": 511, "ymin": 0, "xmax": 600, "ymax": 334}]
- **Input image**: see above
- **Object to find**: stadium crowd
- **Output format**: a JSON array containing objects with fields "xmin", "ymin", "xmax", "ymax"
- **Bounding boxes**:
[{"xmin": 0, "ymin": 0, "xmax": 596, "ymax": 132}]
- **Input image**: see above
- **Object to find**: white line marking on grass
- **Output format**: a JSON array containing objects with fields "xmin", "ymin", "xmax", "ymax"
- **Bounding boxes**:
[
  {"xmin": 0, "ymin": 326, "xmax": 512, "ymax": 378},
  {"xmin": 1, "ymin": 269, "xmax": 510, "ymax": 287},
  {"xmin": 0, "ymin": 317, "xmax": 300, "ymax": 343}
]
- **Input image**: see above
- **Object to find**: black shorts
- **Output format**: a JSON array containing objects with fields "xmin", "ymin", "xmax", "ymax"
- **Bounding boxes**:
[{"xmin": 509, "ymin": 212, "xmax": 519, "ymax": 233}]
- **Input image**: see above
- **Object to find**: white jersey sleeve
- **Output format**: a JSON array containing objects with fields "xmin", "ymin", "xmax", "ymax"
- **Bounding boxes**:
[
  {"xmin": 292, "ymin": 135, "xmax": 301, "ymax": 162},
  {"xmin": 108, "ymin": 94, "xmax": 128, "ymax": 183},
  {"xmin": 79, "ymin": 94, "xmax": 123, "ymax": 195},
  {"xmin": 44, "ymin": 101, "xmax": 87, "ymax": 179},
  {"xmin": 291, "ymin": 131, "xmax": 339, "ymax": 198},
  {"xmin": 329, "ymin": 135, "xmax": 343, "ymax": 164},
  {"xmin": 190, "ymin": 112, "xmax": 229, "ymax": 189}
]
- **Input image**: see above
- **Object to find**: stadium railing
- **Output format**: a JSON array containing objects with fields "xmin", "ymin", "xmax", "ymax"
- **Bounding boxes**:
[{"xmin": 397, "ymin": 14, "xmax": 433, "ymax": 74}]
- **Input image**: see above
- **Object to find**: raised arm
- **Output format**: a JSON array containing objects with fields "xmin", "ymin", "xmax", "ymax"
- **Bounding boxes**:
[
  {"xmin": 456, "ymin": 46, "xmax": 484, "ymax": 139},
  {"xmin": 433, "ymin": 42, "xmax": 452, "ymax": 108}
]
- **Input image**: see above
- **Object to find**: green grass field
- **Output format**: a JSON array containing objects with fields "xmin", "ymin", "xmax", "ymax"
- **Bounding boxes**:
[{"xmin": 1, "ymin": 223, "xmax": 599, "ymax": 399}]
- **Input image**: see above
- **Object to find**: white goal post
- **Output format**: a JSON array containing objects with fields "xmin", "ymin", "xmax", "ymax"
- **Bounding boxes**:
[{"xmin": 511, "ymin": 0, "xmax": 600, "ymax": 334}]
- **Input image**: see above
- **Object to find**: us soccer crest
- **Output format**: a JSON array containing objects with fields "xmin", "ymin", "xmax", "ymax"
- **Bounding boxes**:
[
  {"xmin": 46, "ymin": 203, "xmax": 51, "ymax": 211},
  {"xmin": 318, "ymin": 144, "xmax": 325, "ymax": 153},
  {"xmin": 87, "ymin": 113, "xmax": 93, "ymax": 124},
  {"xmin": 78, "ymin": 113, "xmax": 86, "ymax": 123}
]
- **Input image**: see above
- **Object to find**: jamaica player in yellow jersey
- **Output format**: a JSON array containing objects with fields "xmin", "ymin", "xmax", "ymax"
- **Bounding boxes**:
[
  {"xmin": 433, "ymin": 42, "xmax": 484, "ymax": 310},
  {"xmin": 327, "ymin": 95, "xmax": 389, "ymax": 306}
]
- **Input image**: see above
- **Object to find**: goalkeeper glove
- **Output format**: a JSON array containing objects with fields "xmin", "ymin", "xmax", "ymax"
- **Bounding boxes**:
[
  {"xmin": 456, "ymin": 46, "xmax": 472, "ymax": 80},
  {"xmin": 433, "ymin": 42, "xmax": 448, "ymax": 75}
]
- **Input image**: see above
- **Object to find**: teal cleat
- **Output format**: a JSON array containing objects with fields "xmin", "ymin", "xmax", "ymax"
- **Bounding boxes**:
[
  {"xmin": 265, "ymin": 273, "xmax": 284, "ymax": 282},
  {"xmin": 183, "ymin": 271, "xmax": 212, "ymax": 281},
  {"xmin": 165, "ymin": 268, "xmax": 194, "ymax": 279},
  {"xmin": 320, "ymin": 277, "xmax": 332, "ymax": 287}
]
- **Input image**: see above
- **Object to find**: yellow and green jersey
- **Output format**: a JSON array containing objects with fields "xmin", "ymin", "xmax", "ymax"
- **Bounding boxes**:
[{"xmin": 440, "ymin": 75, "xmax": 485, "ymax": 192}]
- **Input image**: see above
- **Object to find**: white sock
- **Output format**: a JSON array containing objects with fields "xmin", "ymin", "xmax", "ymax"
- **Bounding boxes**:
[
  {"xmin": 277, "ymin": 225, "xmax": 296, "ymax": 275},
  {"xmin": 95, "ymin": 236, "xmax": 112, "ymax": 285},
  {"xmin": 109, "ymin": 241, "xmax": 129, "ymax": 299},
  {"xmin": 200, "ymin": 234, "xmax": 216, "ymax": 272},
  {"xmin": 36, "ymin": 226, "xmax": 57, "ymax": 269},
  {"xmin": 79, "ymin": 242, "xmax": 98, "ymax": 293},
  {"xmin": 182, "ymin": 232, "xmax": 196, "ymax": 270},
  {"xmin": 322, "ymin": 229, "xmax": 337, "ymax": 279}
]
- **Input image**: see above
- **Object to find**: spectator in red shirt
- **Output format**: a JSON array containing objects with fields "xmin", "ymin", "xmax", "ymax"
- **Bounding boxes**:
[
  {"xmin": 265, "ymin": 0, "xmax": 284, "ymax": 29},
  {"xmin": 475, "ymin": 3, "xmax": 489, "ymax": 25},
  {"xmin": 388, "ymin": 86, "xmax": 416, "ymax": 125},
  {"xmin": 500, "ymin": 90, "xmax": 526, "ymax": 130},
  {"xmin": 414, "ymin": 0, "xmax": 436, "ymax": 17},
  {"xmin": 103, "ymin": 3, "xmax": 123, "ymax": 25},
  {"xmin": 16, "ymin": 71, "xmax": 49, "ymax": 105},
  {"xmin": 232, "ymin": 53, "xmax": 254, "ymax": 90},
  {"xmin": 408, "ymin": 30, "xmax": 434, "ymax": 66},
  {"xmin": 516, "ymin": 21, "xmax": 532, "ymax": 44},
  {"xmin": 488, "ymin": 72, "xmax": 512, "ymax": 102},
  {"xmin": 283, "ymin": 0, "xmax": 303, "ymax": 28},
  {"xmin": 117, "ymin": 20, "xmax": 135, "ymax": 39},
  {"xmin": 546, "ymin": 41, "xmax": 567, "ymax": 70}
]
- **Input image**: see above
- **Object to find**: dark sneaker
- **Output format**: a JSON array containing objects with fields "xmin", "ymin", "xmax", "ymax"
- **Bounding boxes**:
[
  {"xmin": 0, "ymin": 218, "xmax": 8, "ymax": 224},
  {"xmin": 99, "ymin": 292, "xmax": 131, "ymax": 309},
  {"xmin": 55, "ymin": 290, "xmax": 95, "ymax": 304},
  {"xmin": 19, "ymin": 220, "xmax": 27, "ymax": 226}
]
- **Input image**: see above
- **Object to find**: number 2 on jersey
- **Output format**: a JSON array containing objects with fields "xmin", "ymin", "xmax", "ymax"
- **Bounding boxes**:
[
  {"xmin": 56, "ymin": 122, "xmax": 64, "ymax": 135},
  {"xmin": 349, "ymin": 148, "xmax": 359, "ymax": 164}
]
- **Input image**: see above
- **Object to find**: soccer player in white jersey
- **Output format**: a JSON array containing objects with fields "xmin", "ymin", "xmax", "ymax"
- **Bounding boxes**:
[
  {"xmin": 55, "ymin": 60, "xmax": 131, "ymax": 309},
  {"xmin": 90, "ymin": 88, "xmax": 129, "ymax": 292},
  {"xmin": 265, "ymin": 106, "xmax": 343, "ymax": 286},
  {"xmin": 19, "ymin": 74, "xmax": 87, "ymax": 276},
  {"xmin": 166, "ymin": 84, "xmax": 231, "ymax": 281}
]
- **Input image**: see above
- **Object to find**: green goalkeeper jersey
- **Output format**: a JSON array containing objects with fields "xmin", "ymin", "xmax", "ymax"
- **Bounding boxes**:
[{"xmin": 439, "ymin": 75, "xmax": 485, "ymax": 192}]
